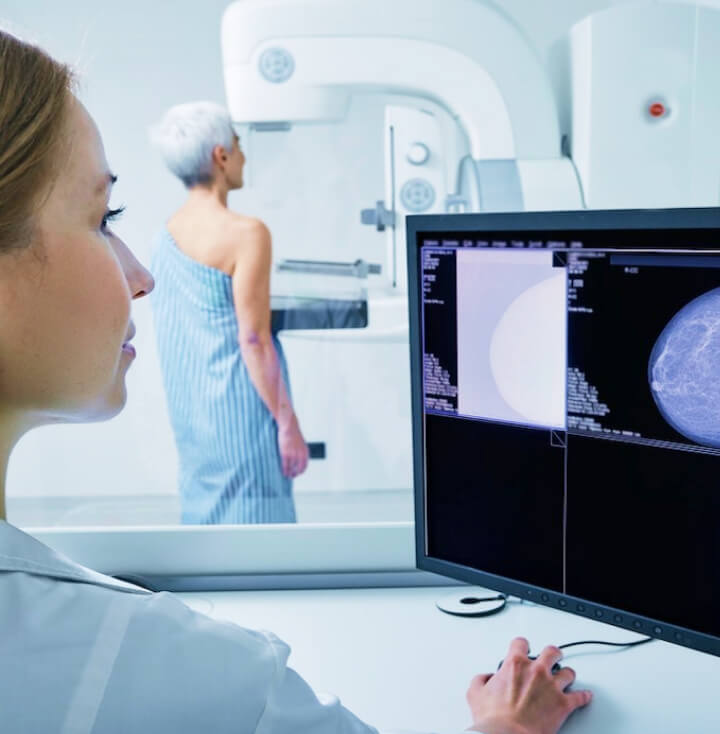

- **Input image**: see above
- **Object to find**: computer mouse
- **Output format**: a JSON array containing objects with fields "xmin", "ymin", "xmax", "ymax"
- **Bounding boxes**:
[{"xmin": 496, "ymin": 654, "xmax": 562, "ymax": 674}]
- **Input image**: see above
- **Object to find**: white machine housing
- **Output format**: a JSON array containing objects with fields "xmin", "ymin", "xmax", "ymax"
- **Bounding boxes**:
[
  {"xmin": 222, "ymin": 0, "xmax": 582, "ymax": 293},
  {"xmin": 220, "ymin": 0, "xmax": 720, "ymax": 495},
  {"xmin": 570, "ymin": 3, "xmax": 720, "ymax": 208}
]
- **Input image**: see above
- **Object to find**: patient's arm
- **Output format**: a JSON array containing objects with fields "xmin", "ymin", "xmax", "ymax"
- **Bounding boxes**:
[{"xmin": 231, "ymin": 220, "xmax": 308, "ymax": 479}]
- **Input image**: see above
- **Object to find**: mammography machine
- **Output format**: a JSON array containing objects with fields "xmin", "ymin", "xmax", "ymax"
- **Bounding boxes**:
[{"xmin": 221, "ymin": 0, "xmax": 720, "ymax": 495}]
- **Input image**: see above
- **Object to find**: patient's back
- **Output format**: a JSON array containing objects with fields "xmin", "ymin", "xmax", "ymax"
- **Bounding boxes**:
[{"xmin": 166, "ymin": 202, "xmax": 265, "ymax": 277}]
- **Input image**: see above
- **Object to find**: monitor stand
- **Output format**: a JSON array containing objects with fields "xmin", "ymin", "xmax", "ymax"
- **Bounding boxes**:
[{"xmin": 436, "ymin": 587, "xmax": 507, "ymax": 617}]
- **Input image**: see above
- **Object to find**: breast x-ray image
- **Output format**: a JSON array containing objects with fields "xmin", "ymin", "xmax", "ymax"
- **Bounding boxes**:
[
  {"xmin": 649, "ymin": 287, "xmax": 720, "ymax": 448},
  {"xmin": 568, "ymin": 253, "xmax": 720, "ymax": 451}
]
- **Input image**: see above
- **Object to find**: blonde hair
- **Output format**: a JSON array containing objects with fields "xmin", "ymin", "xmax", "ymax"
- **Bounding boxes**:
[{"xmin": 0, "ymin": 30, "xmax": 74, "ymax": 251}]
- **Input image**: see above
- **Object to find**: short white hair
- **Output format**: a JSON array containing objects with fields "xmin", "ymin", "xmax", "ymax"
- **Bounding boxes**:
[{"xmin": 149, "ymin": 101, "xmax": 235, "ymax": 187}]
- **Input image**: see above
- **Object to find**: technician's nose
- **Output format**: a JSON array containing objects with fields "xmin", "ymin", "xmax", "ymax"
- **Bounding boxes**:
[
  {"xmin": 131, "ymin": 260, "xmax": 155, "ymax": 300},
  {"xmin": 115, "ymin": 238, "xmax": 155, "ymax": 299}
]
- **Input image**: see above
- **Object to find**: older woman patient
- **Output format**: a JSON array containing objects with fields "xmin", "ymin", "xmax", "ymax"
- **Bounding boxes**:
[{"xmin": 149, "ymin": 103, "xmax": 308, "ymax": 524}]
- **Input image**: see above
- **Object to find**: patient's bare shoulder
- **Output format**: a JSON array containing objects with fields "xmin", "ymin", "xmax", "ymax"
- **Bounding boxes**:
[
  {"xmin": 223, "ymin": 214, "xmax": 271, "ymax": 264},
  {"xmin": 224, "ymin": 212, "xmax": 268, "ymax": 236}
]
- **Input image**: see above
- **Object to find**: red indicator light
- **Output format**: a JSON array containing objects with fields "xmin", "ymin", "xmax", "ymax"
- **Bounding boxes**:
[{"xmin": 649, "ymin": 102, "xmax": 666, "ymax": 118}]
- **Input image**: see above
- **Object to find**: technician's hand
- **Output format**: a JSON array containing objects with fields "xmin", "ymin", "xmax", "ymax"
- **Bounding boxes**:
[
  {"xmin": 466, "ymin": 637, "xmax": 592, "ymax": 734},
  {"xmin": 278, "ymin": 414, "xmax": 309, "ymax": 479}
]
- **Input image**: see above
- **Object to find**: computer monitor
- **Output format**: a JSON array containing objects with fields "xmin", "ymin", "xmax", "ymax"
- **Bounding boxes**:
[{"xmin": 407, "ymin": 208, "xmax": 720, "ymax": 658}]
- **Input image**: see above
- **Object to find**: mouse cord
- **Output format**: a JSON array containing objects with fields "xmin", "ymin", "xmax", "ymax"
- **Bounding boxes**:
[{"xmin": 557, "ymin": 636, "xmax": 653, "ymax": 652}]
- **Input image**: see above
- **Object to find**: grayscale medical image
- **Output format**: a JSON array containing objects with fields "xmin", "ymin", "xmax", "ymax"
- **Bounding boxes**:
[
  {"xmin": 649, "ymin": 287, "xmax": 720, "ymax": 448},
  {"xmin": 568, "ymin": 251, "xmax": 720, "ymax": 450},
  {"xmin": 454, "ymin": 249, "xmax": 566, "ymax": 429}
]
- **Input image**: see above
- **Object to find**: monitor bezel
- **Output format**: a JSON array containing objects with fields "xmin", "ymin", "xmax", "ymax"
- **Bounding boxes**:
[{"xmin": 407, "ymin": 207, "xmax": 720, "ymax": 659}]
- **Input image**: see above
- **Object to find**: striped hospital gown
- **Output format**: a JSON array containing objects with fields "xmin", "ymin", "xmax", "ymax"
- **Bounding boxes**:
[{"xmin": 150, "ymin": 228, "xmax": 296, "ymax": 524}]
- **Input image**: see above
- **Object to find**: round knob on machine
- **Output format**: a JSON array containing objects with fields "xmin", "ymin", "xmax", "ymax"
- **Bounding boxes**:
[{"xmin": 407, "ymin": 142, "xmax": 430, "ymax": 166}]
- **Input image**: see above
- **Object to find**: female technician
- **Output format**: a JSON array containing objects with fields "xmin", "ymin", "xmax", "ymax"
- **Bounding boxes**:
[{"xmin": 0, "ymin": 29, "xmax": 591, "ymax": 733}]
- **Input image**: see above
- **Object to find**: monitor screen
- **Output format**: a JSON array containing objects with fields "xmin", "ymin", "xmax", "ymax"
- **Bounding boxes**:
[{"xmin": 407, "ymin": 208, "xmax": 720, "ymax": 658}]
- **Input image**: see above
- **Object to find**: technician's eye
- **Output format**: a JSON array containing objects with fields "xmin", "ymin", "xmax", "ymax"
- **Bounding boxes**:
[{"xmin": 101, "ymin": 205, "xmax": 126, "ymax": 232}]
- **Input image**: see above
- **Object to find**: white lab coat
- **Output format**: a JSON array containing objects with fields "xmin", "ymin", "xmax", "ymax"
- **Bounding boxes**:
[{"xmin": 0, "ymin": 521, "xmax": 468, "ymax": 734}]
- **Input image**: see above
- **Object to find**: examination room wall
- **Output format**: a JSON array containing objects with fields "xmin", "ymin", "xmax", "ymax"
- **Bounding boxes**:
[{"xmin": 2, "ymin": 0, "xmax": 704, "ymax": 524}]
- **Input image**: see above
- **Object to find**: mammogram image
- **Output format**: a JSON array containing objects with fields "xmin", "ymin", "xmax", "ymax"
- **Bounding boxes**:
[{"xmin": 649, "ymin": 287, "xmax": 720, "ymax": 448}]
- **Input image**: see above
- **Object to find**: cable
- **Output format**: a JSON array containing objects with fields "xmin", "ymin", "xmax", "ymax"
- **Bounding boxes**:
[
  {"xmin": 558, "ymin": 636, "xmax": 654, "ymax": 652},
  {"xmin": 497, "ymin": 636, "xmax": 654, "ymax": 672}
]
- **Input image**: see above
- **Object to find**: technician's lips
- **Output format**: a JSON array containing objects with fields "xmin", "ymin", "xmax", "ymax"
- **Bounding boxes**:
[{"xmin": 122, "ymin": 323, "xmax": 137, "ymax": 357}]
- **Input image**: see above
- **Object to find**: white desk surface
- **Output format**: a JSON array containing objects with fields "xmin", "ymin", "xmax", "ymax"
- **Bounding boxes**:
[{"xmin": 176, "ymin": 585, "xmax": 720, "ymax": 733}]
